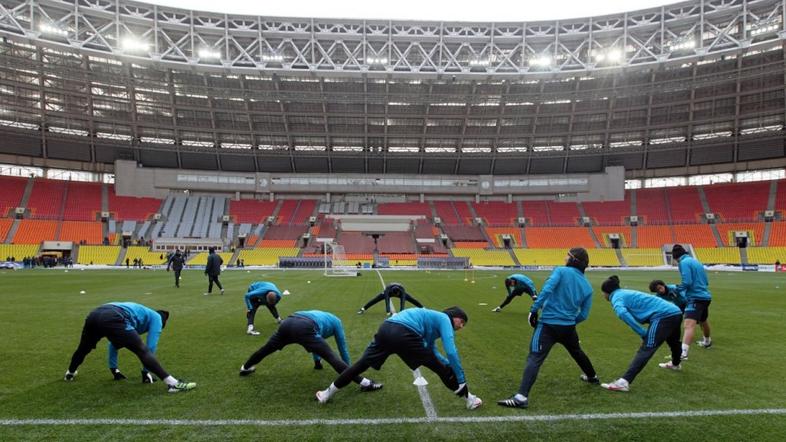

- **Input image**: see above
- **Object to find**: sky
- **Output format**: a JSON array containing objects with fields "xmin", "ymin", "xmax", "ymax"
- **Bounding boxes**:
[{"xmin": 144, "ymin": 0, "xmax": 677, "ymax": 22}]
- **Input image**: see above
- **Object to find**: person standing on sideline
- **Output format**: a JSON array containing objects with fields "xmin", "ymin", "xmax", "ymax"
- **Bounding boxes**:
[
  {"xmin": 244, "ymin": 281, "xmax": 285, "ymax": 335},
  {"xmin": 239, "ymin": 310, "xmax": 383, "ymax": 392},
  {"xmin": 497, "ymin": 247, "xmax": 599, "ymax": 409},
  {"xmin": 64, "ymin": 302, "xmax": 196, "ymax": 393},
  {"xmin": 492, "ymin": 274, "xmax": 538, "ymax": 312},
  {"xmin": 204, "ymin": 247, "xmax": 224, "ymax": 295},
  {"xmin": 357, "ymin": 282, "xmax": 424, "ymax": 316},
  {"xmin": 671, "ymin": 244, "xmax": 713, "ymax": 361},
  {"xmin": 167, "ymin": 249, "xmax": 186, "ymax": 288},
  {"xmin": 315, "ymin": 306, "xmax": 483, "ymax": 410},
  {"xmin": 648, "ymin": 280, "xmax": 687, "ymax": 313},
  {"xmin": 598, "ymin": 276, "xmax": 683, "ymax": 392}
]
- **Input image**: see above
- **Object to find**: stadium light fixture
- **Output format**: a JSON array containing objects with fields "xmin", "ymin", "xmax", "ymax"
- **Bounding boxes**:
[
  {"xmin": 667, "ymin": 35, "xmax": 696, "ymax": 52},
  {"xmin": 750, "ymin": 19, "xmax": 780, "ymax": 36},
  {"xmin": 122, "ymin": 37, "xmax": 150, "ymax": 53},
  {"xmin": 366, "ymin": 56, "xmax": 388, "ymax": 65},
  {"xmin": 261, "ymin": 54, "xmax": 284, "ymax": 62},
  {"xmin": 528, "ymin": 55, "xmax": 552, "ymax": 68},
  {"xmin": 39, "ymin": 23, "xmax": 68, "ymax": 37},
  {"xmin": 198, "ymin": 48, "xmax": 221, "ymax": 60}
]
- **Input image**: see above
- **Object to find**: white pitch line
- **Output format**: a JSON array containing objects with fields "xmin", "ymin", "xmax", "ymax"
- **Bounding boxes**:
[
  {"xmin": 374, "ymin": 269, "xmax": 438, "ymax": 420},
  {"xmin": 2, "ymin": 408, "xmax": 785, "ymax": 427}
]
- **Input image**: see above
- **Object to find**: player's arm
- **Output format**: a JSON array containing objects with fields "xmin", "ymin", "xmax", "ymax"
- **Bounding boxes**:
[
  {"xmin": 575, "ymin": 289, "xmax": 593, "ymax": 324},
  {"xmin": 265, "ymin": 302, "xmax": 280, "ymax": 321},
  {"xmin": 532, "ymin": 270, "xmax": 561, "ymax": 312},
  {"xmin": 108, "ymin": 342, "xmax": 119, "ymax": 369},
  {"xmin": 438, "ymin": 320, "xmax": 466, "ymax": 384},
  {"xmin": 676, "ymin": 261, "xmax": 693, "ymax": 292},
  {"xmin": 612, "ymin": 303, "xmax": 646, "ymax": 337},
  {"xmin": 333, "ymin": 323, "xmax": 352, "ymax": 365}
]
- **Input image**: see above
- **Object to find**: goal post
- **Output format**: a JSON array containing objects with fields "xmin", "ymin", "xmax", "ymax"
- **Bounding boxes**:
[{"xmin": 323, "ymin": 241, "xmax": 358, "ymax": 277}]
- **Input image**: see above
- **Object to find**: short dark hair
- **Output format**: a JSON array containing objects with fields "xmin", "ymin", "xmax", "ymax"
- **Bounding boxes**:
[
  {"xmin": 567, "ymin": 247, "xmax": 590, "ymax": 272},
  {"xmin": 208, "ymin": 247, "xmax": 216, "ymax": 253},
  {"xmin": 601, "ymin": 275, "xmax": 621, "ymax": 295},
  {"xmin": 157, "ymin": 310, "xmax": 170, "ymax": 328},
  {"xmin": 443, "ymin": 306, "xmax": 468, "ymax": 324},
  {"xmin": 649, "ymin": 279, "xmax": 666, "ymax": 292},
  {"xmin": 671, "ymin": 244, "xmax": 687, "ymax": 260}
]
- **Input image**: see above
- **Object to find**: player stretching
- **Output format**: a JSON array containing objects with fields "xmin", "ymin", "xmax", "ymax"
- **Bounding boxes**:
[
  {"xmin": 497, "ymin": 247, "xmax": 599, "ymax": 409},
  {"xmin": 670, "ymin": 244, "xmax": 713, "ymax": 362},
  {"xmin": 244, "ymin": 281, "xmax": 284, "ymax": 335},
  {"xmin": 239, "ymin": 310, "xmax": 383, "ymax": 392},
  {"xmin": 357, "ymin": 282, "xmax": 423, "ymax": 316},
  {"xmin": 492, "ymin": 274, "xmax": 538, "ymax": 312},
  {"xmin": 599, "ymin": 276, "xmax": 683, "ymax": 392},
  {"xmin": 64, "ymin": 302, "xmax": 196, "ymax": 393},
  {"xmin": 315, "ymin": 307, "xmax": 482, "ymax": 410},
  {"xmin": 648, "ymin": 279, "xmax": 687, "ymax": 313}
]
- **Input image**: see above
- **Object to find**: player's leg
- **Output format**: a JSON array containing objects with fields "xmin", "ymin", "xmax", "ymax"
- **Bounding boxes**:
[
  {"xmin": 514, "ymin": 324, "xmax": 558, "ymax": 398},
  {"xmin": 66, "ymin": 310, "xmax": 105, "ymax": 377},
  {"xmin": 697, "ymin": 302, "xmax": 712, "ymax": 348},
  {"xmin": 246, "ymin": 301, "xmax": 261, "ymax": 334},
  {"xmin": 174, "ymin": 269, "xmax": 181, "ymax": 287},
  {"xmin": 213, "ymin": 275, "xmax": 223, "ymax": 293},
  {"xmin": 612, "ymin": 317, "xmax": 678, "ymax": 390},
  {"xmin": 110, "ymin": 329, "xmax": 170, "ymax": 381},
  {"xmin": 240, "ymin": 325, "xmax": 289, "ymax": 373},
  {"xmin": 207, "ymin": 274, "xmax": 214, "ymax": 293},
  {"xmin": 681, "ymin": 316, "xmax": 698, "ymax": 358},
  {"xmin": 659, "ymin": 316, "xmax": 684, "ymax": 369},
  {"xmin": 558, "ymin": 325, "xmax": 598, "ymax": 381}
]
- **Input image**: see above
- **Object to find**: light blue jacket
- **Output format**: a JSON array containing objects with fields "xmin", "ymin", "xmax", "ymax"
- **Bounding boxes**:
[
  {"xmin": 293, "ymin": 310, "xmax": 351, "ymax": 364},
  {"xmin": 531, "ymin": 266, "xmax": 593, "ymax": 326},
  {"xmin": 676, "ymin": 255, "xmax": 712, "ymax": 301},
  {"xmin": 106, "ymin": 302, "xmax": 163, "ymax": 369},
  {"xmin": 609, "ymin": 289, "xmax": 682, "ymax": 337},
  {"xmin": 387, "ymin": 308, "xmax": 466, "ymax": 384},
  {"xmin": 244, "ymin": 281, "xmax": 282, "ymax": 310}
]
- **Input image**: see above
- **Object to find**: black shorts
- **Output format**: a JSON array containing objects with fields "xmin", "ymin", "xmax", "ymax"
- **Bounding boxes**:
[
  {"xmin": 83, "ymin": 305, "xmax": 142, "ymax": 350},
  {"xmin": 361, "ymin": 322, "xmax": 435, "ymax": 371},
  {"xmin": 685, "ymin": 300, "xmax": 711, "ymax": 322}
]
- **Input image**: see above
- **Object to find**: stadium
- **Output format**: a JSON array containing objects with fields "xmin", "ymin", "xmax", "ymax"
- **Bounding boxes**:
[{"xmin": 0, "ymin": 0, "xmax": 785, "ymax": 439}]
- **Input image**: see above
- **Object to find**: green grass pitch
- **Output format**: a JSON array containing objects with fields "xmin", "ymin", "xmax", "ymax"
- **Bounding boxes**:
[{"xmin": 1, "ymin": 267, "xmax": 785, "ymax": 440}]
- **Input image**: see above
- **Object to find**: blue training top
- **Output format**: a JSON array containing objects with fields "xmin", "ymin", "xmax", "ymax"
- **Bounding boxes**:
[
  {"xmin": 530, "ymin": 266, "xmax": 593, "ymax": 326},
  {"xmin": 676, "ymin": 255, "xmax": 712, "ymax": 301},
  {"xmin": 655, "ymin": 283, "xmax": 688, "ymax": 311},
  {"xmin": 244, "ymin": 281, "xmax": 282, "ymax": 310},
  {"xmin": 506, "ymin": 274, "xmax": 538, "ymax": 298},
  {"xmin": 609, "ymin": 289, "xmax": 682, "ymax": 338},
  {"xmin": 293, "ymin": 310, "xmax": 351, "ymax": 364},
  {"xmin": 106, "ymin": 302, "xmax": 163, "ymax": 369},
  {"xmin": 387, "ymin": 308, "xmax": 466, "ymax": 384}
]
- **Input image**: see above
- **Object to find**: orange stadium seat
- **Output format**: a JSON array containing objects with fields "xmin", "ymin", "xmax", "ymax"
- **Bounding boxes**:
[
  {"xmin": 0, "ymin": 218, "xmax": 12, "ymax": 242},
  {"xmin": 592, "ymin": 226, "xmax": 632, "ymax": 247},
  {"xmin": 636, "ymin": 225, "xmax": 674, "ymax": 248},
  {"xmin": 59, "ymin": 221, "xmax": 103, "ymax": 244},
  {"xmin": 672, "ymin": 224, "xmax": 716, "ymax": 247},
  {"xmin": 13, "ymin": 220, "xmax": 58, "ymax": 243},
  {"xmin": 484, "ymin": 227, "xmax": 522, "ymax": 248},
  {"xmin": 715, "ymin": 223, "xmax": 766, "ymax": 247},
  {"xmin": 525, "ymin": 227, "xmax": 595, "ymax": 248}
]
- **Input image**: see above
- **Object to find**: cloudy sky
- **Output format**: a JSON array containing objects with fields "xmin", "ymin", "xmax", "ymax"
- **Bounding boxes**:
[{"xmin": 144, "ymin": 0, "xmax": 677, "ymax": 22}]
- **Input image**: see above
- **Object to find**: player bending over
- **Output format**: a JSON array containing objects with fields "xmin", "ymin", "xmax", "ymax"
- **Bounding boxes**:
[
  {"xmin": 599, "ymin": 276, "xmax": 683, "ymax": 392},
  {"xmin": 316, "ymin": 306, "xmax": 482, "ymax": 410},
  {"xmin": 357, "ymin": 282, "xmax": 423, "ymax": 316},
  {"xmin": 239, "ymin": 310, "xmax": 382, "ymax": 392},
  {"xmin": 64, "ymin": 302, "xmax": 196, "ymax": 393},
  {"xmin": 244, "ymin": 281, "xmax": 285, "ymax": 335},
  {"xmin": 492, "ymin": 273, "xmax": 538, "ymax": 312},
  {"xmin": 648, "ymin": 279, "xmax": 687, "ymax": 313}
]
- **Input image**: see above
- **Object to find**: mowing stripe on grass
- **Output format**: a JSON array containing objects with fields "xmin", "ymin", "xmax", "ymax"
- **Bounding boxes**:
[
  {"xmin": 375, "ymin": 269, "xmax": 438, "ymax": 420},
  {"xmin": 3, "ymin": 408, "xmax": 785, "ymax": 427}
]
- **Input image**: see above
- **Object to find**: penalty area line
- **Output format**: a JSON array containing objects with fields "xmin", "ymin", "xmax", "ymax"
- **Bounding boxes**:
[{"xmin": 2, "ymin": 408, "xmax": 786, "ymax": 427}]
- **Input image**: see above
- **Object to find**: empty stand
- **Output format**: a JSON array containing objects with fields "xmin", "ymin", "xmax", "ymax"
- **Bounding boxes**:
[
  {"xmin": 77, "ymin": 246, "xmax": 120, "ymax": 265},
  {"xmin": 747, "ymin": 247, "xmax": 786, "ymax": 264},
  {"xmin": 377, "ymin": 202, "xmax": 432, "ymax": 217},
  {"xmin": 704, "ymin": 181, "xmax": 769, "ymax": 222},
  {"xmin": 451, "ymin": 248, "xmax": 515, "ymax": 266},
  {"xmin": 443, "ymin": 224, "xmax": 486, "ymax": 242},
  {"xmin": 377, "ymin": 232, "xmax": 416, "ymax": 254},
  {"xmin": 0, "ymin": 244, "xmax": 39, "ymax": 260},
  {"xmin": 228, "ymin": 199, "xmax": 277, "ymax": 224},
  {"xmin": 547, "ymin": 201, "xmax": 581, "ymax": 226},
  {"xmin": 433, "ymin": 201, "xmax": 462, "ymax": 224},
  {"xmin": 525, "ymin": 227, "xmax": 595, "ymax": 249},
  {"xmin": 290, "ymin": 200, "xmax": 317, "ymax": 224},
  {"xmin": 123, "ymin": 247, "xmax": 168, "ymax": 266},
  {"xmin": 275, "ymin": 200, "xmax": 298, "ymax": 224},
  {"xmin": 522, "ymin": 201, "xmax": 549, "ymax": 226},
  {"xmin": 715, "ymin": 223, "xmax": 765, "ymax": 247},
  {"xmin": 485, "ymin": 227, "xmax": 522, "ymax": 248},
  {"xmin": 583, "ymin": 195, "xmax": 631, "ymax": 225},
  {"xmin": 585, "ymin": 248, "xmax": 621, "ymax": 267},
  {"xmin": 0, "ymin": 176, "xmax": 27, "ymax": 216},
  {"xmin": 27, "ymin": 179, "xmax": 65, "ymax": 220},
  {"xmin": 337, "ymin": 232, "xmax": 375, "ymax": 254},
  {"xmin": 59, "ymin": 221, "xmax": 103, "ymax": 244},
  {"xmin": 0, "ymin": 218, "xmax": 11, "ymax": 242},
  {"xmin": 592, "ymin": 226, "xmax": 632, "ymax": 247},
  {"xmin": 769, "ymin": 222, "xmax": 786, "ymax": 246},
  {"xmin": 109, "ymin": 186, "xmax": 162, "ymax": 221},
  {"xmin": 189, "ymin": 251, "xmax": 234, "ymax": 266},
  {"xmin": 695, "ymin": 247, "xmax": 740, "ymax": 265},
  {"xmin": 13, "ymin": 220, "xmax": 57, "ymax": 243},
  {"xmin": 238, "ymin": 247, "xmax": 300, "ymax": 266},
  {"xmin": 263, "ymin": 225, "xmax": 307, "ymax": 245},
  {"xmin": 513, "ymin": 248, "xmax": 566, "ymax": 266},
  {"xmin": 635, "ymin": 188, "xmax": 670, "ymax": 224},
  {"xmin": 453, "ymin": 201, "xmax": 474, "ymax": 224},
  {"xmin": 672, "ymin": 224, "xmax": 716, "ymax": 247},
  {"xmin": 63, "ymin": 182, "xmax": 102, "ymax": 221},
  {"xmin": 777, "ymin": 180, "xmax": 786, "ymax": 213},
  {"xmin": 666, "ymin": 187, "xmax": 703, "ymax": 223},
  {"xmin": 473, "ymin": 202, "xmax": 517, "ymax": 226},
  {"xmin": 636, "ymin": 225, "xmax": 674, "ymax": 248},
  {"xmin": 621, "ymin": 248, "xmax": 665, "ymax": 266}
]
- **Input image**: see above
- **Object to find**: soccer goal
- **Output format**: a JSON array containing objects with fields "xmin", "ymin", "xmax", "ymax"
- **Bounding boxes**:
[{"xmin": 323, "ymin": 242, "xmax": 358, "ymax": 277}]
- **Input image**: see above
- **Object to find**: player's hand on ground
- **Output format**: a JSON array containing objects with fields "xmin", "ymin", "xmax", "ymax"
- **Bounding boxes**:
[{"xmin": 110, "ymin": 368, "xmax": 127, "ymax": 381}]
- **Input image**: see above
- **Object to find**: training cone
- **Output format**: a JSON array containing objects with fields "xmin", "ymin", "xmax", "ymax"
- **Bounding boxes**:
[{"xmin": 413, "ymin": 376, "xmax": 429, "ymax": 386}]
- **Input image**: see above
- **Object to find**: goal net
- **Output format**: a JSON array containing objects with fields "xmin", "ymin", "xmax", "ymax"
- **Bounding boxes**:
[{"xmin": 323, "ymin": 242, "xmax": 358, "ymax": 277}]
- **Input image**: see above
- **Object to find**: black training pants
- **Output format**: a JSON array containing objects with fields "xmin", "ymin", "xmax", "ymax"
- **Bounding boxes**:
[
  {"xmin": 622, "ymin": 314, "xmax": 682, "ymax": 383},
  {"xmin": 207, "ymin": 274, "xmax": 222, "ymax": 292},
  {"xmin": 67, "ymin": 306, "xmax": 169, "ymax": 380}
]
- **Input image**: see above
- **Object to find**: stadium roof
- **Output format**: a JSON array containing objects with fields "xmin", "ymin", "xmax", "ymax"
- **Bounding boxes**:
[{"xmin": 145, "ymin": 0, "xmax": 674, "ymax": 22}]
